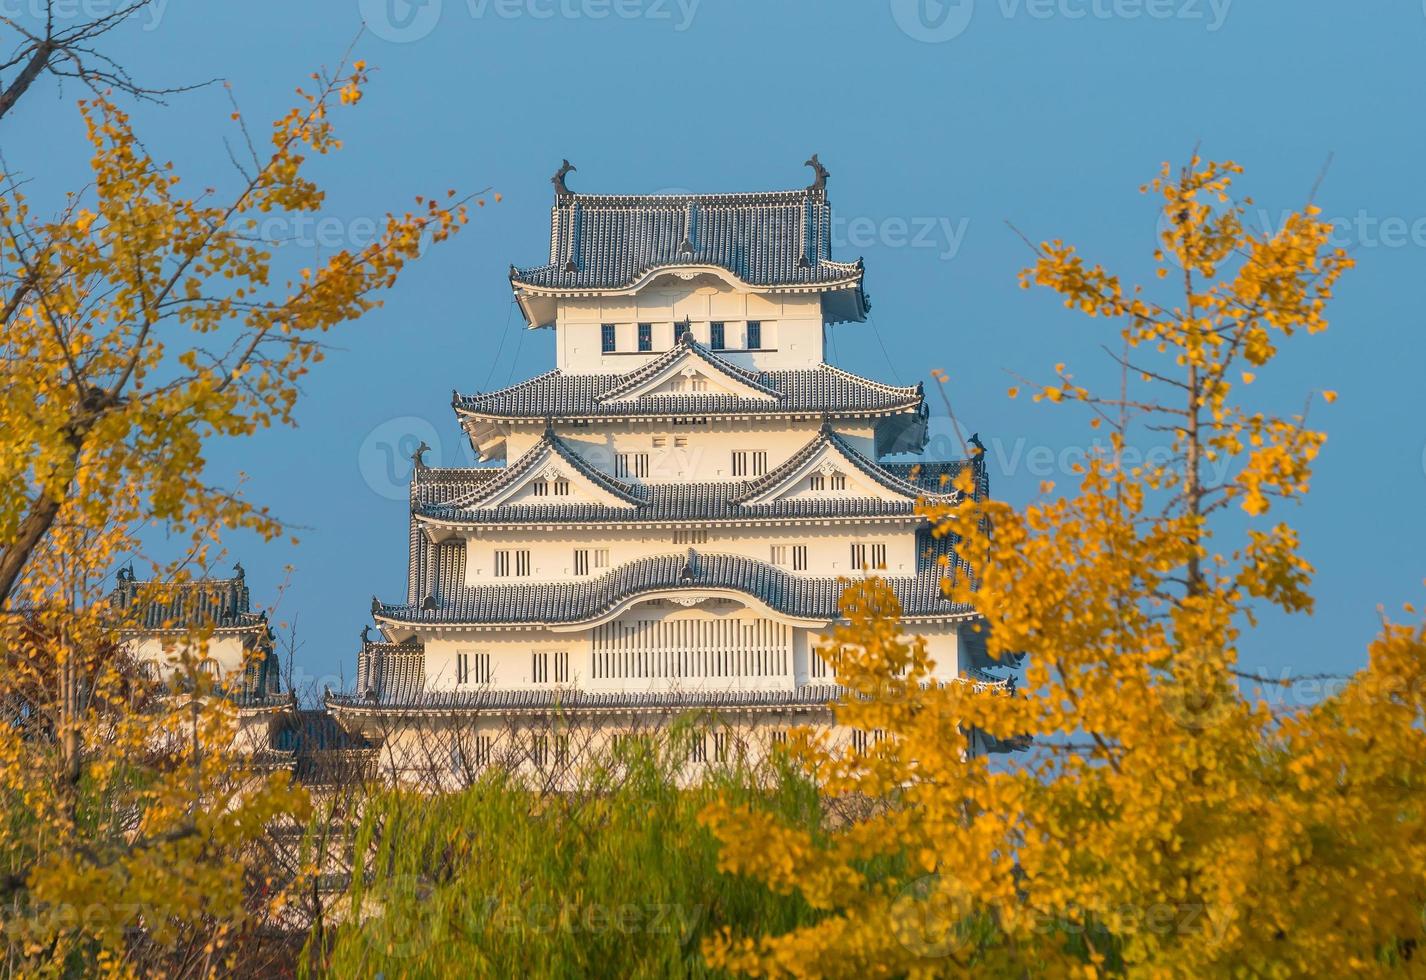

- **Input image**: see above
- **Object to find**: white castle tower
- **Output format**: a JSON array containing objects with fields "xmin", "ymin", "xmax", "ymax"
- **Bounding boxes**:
[{"xmin": 327, "ymin": 159, "xmax": 1008, "ymax": 778}]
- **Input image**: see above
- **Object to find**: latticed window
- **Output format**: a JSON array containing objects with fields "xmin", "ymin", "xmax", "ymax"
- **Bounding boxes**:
[
  {"xmin": 554, "ymin": 651, "xmax": 569, "ymax": 683},
  {"xmin": 690, "ymin": 733, "xmax": 707, "ymax": 763},
  {"xmin": 593, "ymin": 548, "xmax": 609, "ymax": 569},
  {"xmin": 851, "ymin": 730, "xmax": 870, "ymax": 755},
  {"xmin": 810, "ymin": 474, "xmax": 825, "ymax": 491},
  {"xmin": 832, "ymin": 473, "xmax": 846, "ymax": 490},
  {"xmin": 638, "ymin": 322, "xmax": 653, "ymax": 352},
  {"xmin": 532, "ymin": 734, "xmax": 549, "ymax": 767},
  {"xmin": 793, "ymin": 545, "xmax": 808, "ymax": 571},
  {"xmin": 556, "ymin": 734, "xmax": 570, "ymax": 766},
  {"xmin": 532, "ymin": 480, "xmax": 549, "ymax": 497},
  {"xmin": 673, "ymin": 529, "xmax": 708, "ymax": 545},
  {"xmin": 601, "ymin": 323, "xmax": 616, "ymax": 353},
  {"xmin": 732, "ymin": 451, "xmax": 767, "ymax": 478},
  {"xmin": 710, "ymin": 321, "xmax": 725, "ymax": 350},
  {"xmin": 770, "ymin": 544, "xmax": 788, "ymax": 567},
  {"xmin": 616, "ymin": 453, "xmax": 649, "ymax": 479},
  {"xmin": 554, "ymin": 479, "xmax": 570, "ymax": 496},
  {"xmin": 746, "ymin": 320, "xmax": 762, "ymax": 349},
  {"xmin": 713, "ymin": 731, "xmax": 729, "ymax": 763},
  {"xmin": 516, "ymin": 551, "xmax": 531, "ymax": 576},
  {"xmin": 574, "ymin": 549, "xmax": 590, "ymax": 576},
  {"xmin": 532, "ymin": 651, "xmax": 549, "ymax": 683}
]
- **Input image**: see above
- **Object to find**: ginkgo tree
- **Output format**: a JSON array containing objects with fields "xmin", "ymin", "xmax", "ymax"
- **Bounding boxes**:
[
  {"xmin": 0, "ymin": 60, "xmax": 479, "ymax": 974},
  {"xmin": 702, "ymin": 159, "xmax": 1426, "ymax": 977}
]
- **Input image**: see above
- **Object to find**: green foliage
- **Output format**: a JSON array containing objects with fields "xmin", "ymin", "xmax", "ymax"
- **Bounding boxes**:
[{"xmin": 310, "ymin": 723, "xmax": 822, "ymax": 978}]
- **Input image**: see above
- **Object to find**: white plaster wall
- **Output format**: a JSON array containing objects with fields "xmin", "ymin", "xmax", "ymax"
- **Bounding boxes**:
[
  {"xmin": 129, "ymin": 633, "xmax": 247, "ymax": 679},
  {"xmin": 554, "ymin": 279, "xmax": 825, "ymax": 373},
  {"xmin": 457, "ymin": 521, "xmax": 923, "ymax": 586}
]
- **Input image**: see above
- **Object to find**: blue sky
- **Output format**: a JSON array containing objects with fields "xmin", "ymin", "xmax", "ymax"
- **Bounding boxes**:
[{"xmin": 6, "ymin": 0, "xmax": 1423, "ymax": 695}]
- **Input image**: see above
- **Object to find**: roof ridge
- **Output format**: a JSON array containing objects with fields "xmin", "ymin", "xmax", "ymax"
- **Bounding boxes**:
[
  {"xmin": 595, "ymin": 339, "xmax": 781, "ymax": 403},
  {"xmin": 446, "ymin": 429, "xmax": 647, "ymax": 509}
]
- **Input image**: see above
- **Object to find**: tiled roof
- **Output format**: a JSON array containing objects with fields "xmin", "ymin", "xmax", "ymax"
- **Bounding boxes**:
[
  {"xmin": 596, "ymin": 335, "xmax": 782, "ymax": 402},
  {"xmin": 453, "ymin": 356, "xmax": 924, "ymax": 421},
  {"xmin": 512, "ymin": 183, "xmax": 864, "ymax": 294},
  {"xmin": 376, "ymin": 540, "xmax": 974, "ymax": 629},
  {"xmin": 438, "ymin": 424, "xmax": 648, "ymax": 509},
  {"xmin": 356, "ymin": 638, "xmax": 426, "ymax": 703},
  {"xmin": 415, "ymin": 427, "xmax": 968, "ymax": 528},
  {"xmin": 110, "ymin": 567, "xmax": 264, "ymax": 633}
]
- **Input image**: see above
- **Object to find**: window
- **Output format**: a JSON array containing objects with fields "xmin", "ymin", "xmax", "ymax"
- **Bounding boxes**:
[
  {"xmin": 746, "ymin": 320, "xmax": 761, "ymax": 349},
  {"xmin": 462, "ymin": 656, "xmax": 496, "ymax": 687},
  {"xmin": 652, "ymin": 436, "xmax": 666, "ymax": 448},
  {"xmin": 453, "ymin": 734, "xmax": 494, "ymax": 772},
  {"xmin": 770, "ymin": 544, "xmax": 788, "ymax": 567},
  {"xmin": 554, "ymin": 651, "xmax": 569, "ymax": 683},
  {"xmin": 498, "ymin": 549, "xmax": 530, "ymax": 577},
  {"xmin": 673, "ymin": 529, "xmax": 708, "ymax": 545},
  {"xmin": 593, "ymin": 548, "xmax": 609, "ymax": 570},
  {"xmin": 556, "ymin": 734, "xmax": 570, "ymax": 766},
  {"xmin": 674, "ymin": 436, "xmax": 687, "ymax": 448},
  {"xmin": 793, "ymin": 545, "xmax": 808, "ymax": 571},
  {"xmin": 731, "ymin": 450, "xmax": 768, "ymax": 478},
  {"xmin": 850, "ymin": 543, "xmax": 886, "ymax": 569},
  {"xmin": 710, "ymin": 321, "xmax": 725, "ymax": 350},
  {"xmin": 574, "ymin": 549, "xmax": 590, "ymax": 576},
  {"xmin": 690, "ymin": 733, "xmax": 707, "ymax": 763},
  {"xmin": 532, "ymin": 734, "xmax": 549, "ymax": 767},
  {"xmin": 532, "ymin": 651, "xmax": 549, "ymax": 684},
  {"xmin": 638, "ymin": 322, "xmax": 653, "ymax": 352},
  {"xmin": 851, "ymin": 730, "xmax": 870, "ymax": 755},
  {"xmin": 532, "ymin": 480, "xmax": 549, "ymax": 497},
  {"xmin": 832, "ymin": 473, "xmax": 846, "ymax": 490},
  {"xmin": 455, "ymin": 652, "xmax": 491, "ymax": 687},
  {"xmin": 770, "ymin": 729, "xmax": 788, "ymax": 747},
  {"xmin": 601, "ymin": 323, "xmax": 616, "ymax": 353},
  {"xmin": 554, "ymin": 479, "xmax": 570, "ymax": 496},
  {"xmin": 811, "ymin": 649, "xmax": 830, "ymax": 679},
  {"xmin": 713, "ymin": 730, "xmax": 729, "ymax": 763},
  {"xmin": 810, "ymin": 474, "xmax": 825, "ymax": 491},
  {"xmin": 616, "ymin": 452, "xmax": 649, "ymax": 479}
]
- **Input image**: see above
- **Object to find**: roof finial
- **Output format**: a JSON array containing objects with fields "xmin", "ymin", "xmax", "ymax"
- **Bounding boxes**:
[
  {"xmin": 968, "ymin": 432, "xmax": 986, "ymax": 456},
  {"xmin": 233, "ymin": 560, "xmax": 245, "ymax": 580},
  {"xmin": 543, "ymin": 416, "xmax": 556, "ymax": 438},
  {"xmin": 804, "ymin": 153, "xmax": 829, "ymax": 194},
  {"xmin": 360, "ymin": 624, "xmax": 371, "ymax": 646},
  {"xmin": 421, "ymin": 594, "xmax": 438, "ymax": 612},
  {"xmin": 370, "ymin": 595, "xmax": 381, "ymax": 617},
  {"xmin": 679, "ymin": 548, "xmax": 698, "ymax": 583},
  {"xmin": 676, "ymin": 317, "xmax": 694, "ymax": 345},
  {"xmin": 410, "ymin": 440, "xmax": 431, "ymax": 471},
  {"xmin": 552, "ymin": 159, "xmax": 576, "ymax": 200}
]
